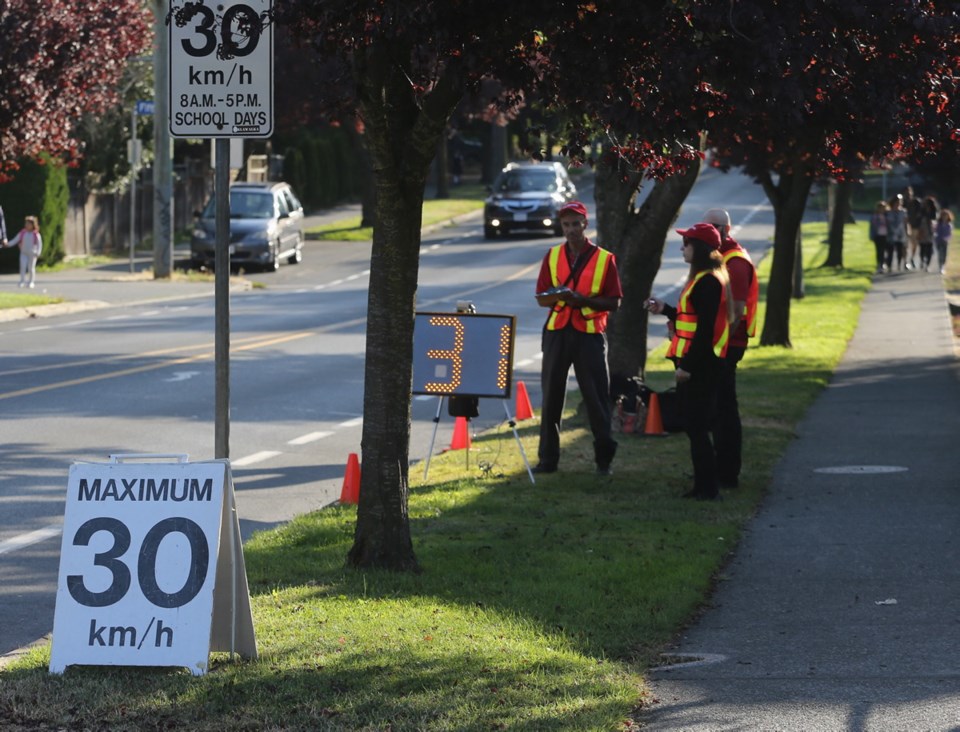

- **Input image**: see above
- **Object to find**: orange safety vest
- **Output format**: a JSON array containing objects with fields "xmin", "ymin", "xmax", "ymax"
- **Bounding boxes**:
[
  {"xmin": 722, "ymin": 247, "xmax": 759, "ymax": 338},
  {"xmin": 544, "ymin": 243, "xmax": 614, "ymax": 333},
  {"xmin": 665, "ymin": 270, "xmax": 730, "ymax": 359}
]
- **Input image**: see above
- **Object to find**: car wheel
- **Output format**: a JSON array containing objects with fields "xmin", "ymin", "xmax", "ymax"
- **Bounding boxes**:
[
  {"xmin": 483, "ymin": 225, "xmax": 498, "ymax": 240},
  {"xmin": 287, "ymin": 236, "xmax": 303, "ymax": 264}
]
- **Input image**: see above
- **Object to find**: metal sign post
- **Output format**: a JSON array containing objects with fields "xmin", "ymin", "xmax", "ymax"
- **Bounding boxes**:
[{"xmin": 169, "ymin": 0, "xmax": 273, "ymax": 459}]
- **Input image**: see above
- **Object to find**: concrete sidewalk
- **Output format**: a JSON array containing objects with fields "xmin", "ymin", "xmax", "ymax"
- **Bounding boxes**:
[{"xmin": 643, "ymin": 269, "xmax": 960, "ymax": 730}]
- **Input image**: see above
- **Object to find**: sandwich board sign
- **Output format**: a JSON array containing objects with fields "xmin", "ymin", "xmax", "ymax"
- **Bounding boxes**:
[{"xmin": 50, "ymin": 455, "xmax": 257, "ymax": 675}]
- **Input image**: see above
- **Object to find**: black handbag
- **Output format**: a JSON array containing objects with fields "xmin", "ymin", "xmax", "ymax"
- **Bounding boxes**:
[{"xmin": 655, "ymin": 388, "xmax": 686, "ymax": 433}]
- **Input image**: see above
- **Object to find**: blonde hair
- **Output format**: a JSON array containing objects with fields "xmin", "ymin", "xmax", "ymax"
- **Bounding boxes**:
[{"xmin": 24, "ymin": 216, "xmax": 39, "ymax": 232}]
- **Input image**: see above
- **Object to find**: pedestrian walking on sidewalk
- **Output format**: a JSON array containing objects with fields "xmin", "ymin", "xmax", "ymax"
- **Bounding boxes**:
[
  {"xmin": 534, "ymin": 201, "xmax": 622, "ymax": 476},
  {"xmin": 5, "ymin": 215, "xmax": 42, "ymax": 288},
  {"xmin": 904, "ymin": 186, "xmax": 923, "ymax": 269},
  {"xmin": 0, "ymin": 204, "xmax": 7, "ymax": 248},
  {"xmin": 702, "ymin": 208, "xmax": 758, "ymax": 489},
  {"xmin": 935, "ymin": 208, "xmax": 953, "ymax": 275},
  {"xmin": 918, "ymin": 196, "xmax": 939, "ymax": 272},
  {"xmin": 646, "ymin": 223, "xmax": 734, "ymax": 500},
  {"xmin": 885, "ymin": 195, "xmax": 908, "ymax": 271},
  {"xmin": 869, "ymin": 201, "xmax": 889, "ymax": 274}
]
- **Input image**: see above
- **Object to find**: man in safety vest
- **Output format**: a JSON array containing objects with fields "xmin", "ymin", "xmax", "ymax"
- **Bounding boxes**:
[
  {"xmin": 534, "ymin": 201, "xmax": 623, "ymax": 476},
  {"xmin": 702, "ymin": 208, "xmax": 758, "ymax": 489}
]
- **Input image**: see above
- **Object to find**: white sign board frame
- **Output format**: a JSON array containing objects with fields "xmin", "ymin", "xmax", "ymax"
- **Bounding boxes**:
[
  {"xmin": 169, "ymin": 0, "xmax": 273, "ymax": 138},
  {"xmin": 50, "ymin": 456, "xmax": 256, "ymax": 675}
]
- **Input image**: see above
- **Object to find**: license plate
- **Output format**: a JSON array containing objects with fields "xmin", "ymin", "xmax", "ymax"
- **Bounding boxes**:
[{"xmin": 513, "ymin": 212, "xmax": 527, "ymax": 222}]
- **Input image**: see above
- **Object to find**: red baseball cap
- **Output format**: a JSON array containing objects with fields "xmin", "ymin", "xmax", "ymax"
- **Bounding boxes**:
[
  {"xmin": 558, "ymin": 201, "xmax": 588, "ymax": 220},
  {"xmin": 676, "ymin": 222, "xmax": 721, "ymax": 249}
]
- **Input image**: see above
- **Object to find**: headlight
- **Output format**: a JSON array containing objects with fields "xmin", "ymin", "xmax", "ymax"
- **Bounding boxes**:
[{"xmin": 192, "ymin": 229, "xmax": 208, "ymax": 240}]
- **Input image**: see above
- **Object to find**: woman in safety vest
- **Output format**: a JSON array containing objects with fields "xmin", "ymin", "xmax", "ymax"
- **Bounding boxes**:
[{"xmin": 646, "ymin": 223, "xmax": 733, "ymax": 500}]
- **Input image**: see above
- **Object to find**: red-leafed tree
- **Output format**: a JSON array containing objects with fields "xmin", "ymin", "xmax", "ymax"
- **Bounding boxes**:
[
  {"xmin": 534, "ymin": 2, "xmax": 725, "ymax": 379},
  {"xmin": 696, "ymin": 0, "xmax": 960, "ymax": 346},
  {"xmin": 0, "ymin": 0, "xmax": 152, "ymax": 181},
  {"xmin": 276, "ymin": 1, "xmax": 585, "ymax": 571}
]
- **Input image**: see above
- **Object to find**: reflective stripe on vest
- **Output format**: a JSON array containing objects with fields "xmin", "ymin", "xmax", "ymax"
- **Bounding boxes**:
[
  {"xmin": 665, "ymin": 270, "xmax": 729, "ymax": 359},
  {"xmin": 722, "ymin": 248, "xmax": 758, "ymax": 338},
  {"xmin": 545, "ymin": 243, "xmax": 613, "ymax": 333}
]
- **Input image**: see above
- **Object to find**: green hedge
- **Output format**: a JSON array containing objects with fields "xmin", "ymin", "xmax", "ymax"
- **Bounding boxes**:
[
  {"xmin": 275, "ymin": 126, "xmax": 362, "ymax": 211},
  {"xmin": 0, "ymin": 155, "xmax": 68, "ymax": 270}
]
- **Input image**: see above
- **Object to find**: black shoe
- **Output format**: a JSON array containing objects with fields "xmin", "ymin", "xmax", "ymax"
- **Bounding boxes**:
[
  {"xmin": 532, "ymin": 463, "xmax": 557, "ymax": 474},
  {"xmin": 596, "ymin": 464, "xmax": 613, "ymax": 476}
]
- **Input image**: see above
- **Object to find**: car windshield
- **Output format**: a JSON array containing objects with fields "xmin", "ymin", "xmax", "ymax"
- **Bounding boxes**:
[
  {"xmin": 201, "ymin": 191, "xmax": 276, "ymax": 219},
  {"xmin": 494, "ymin": 170, "xmax": 558, "ymax": 194}
]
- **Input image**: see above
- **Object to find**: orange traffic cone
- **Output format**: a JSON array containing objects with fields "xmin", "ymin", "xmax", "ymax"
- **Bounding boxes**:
[
  {"xmin": 339, "ymin": 453, "xmax": 361, "ymax": 504},
  {"xmin": 644, "ymin": 392, "xmax": 668, "ymax": 436},
  {"xmin": 449, "ymin": 416, "xmax": 472, "ymax": 450},
  {"xmin": 515, "ymin": 380, "xmax": 534, "ymax": 421}
]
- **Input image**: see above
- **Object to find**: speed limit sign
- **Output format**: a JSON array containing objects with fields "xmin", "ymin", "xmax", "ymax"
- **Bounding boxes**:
[
  {"xmin": 49, "ymin": 456, "xmax": 257, "ymax": 675},
  {"xmin": 169, "ymin": 0, "xmax": 273, "ymax": 138}
]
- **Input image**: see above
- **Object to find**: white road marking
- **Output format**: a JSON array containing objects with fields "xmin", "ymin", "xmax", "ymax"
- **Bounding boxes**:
[
  {"xmin": 337, "ymin": 417, "xmax": 363, "ymax": 428},
  {"xmin": 163, "ymin": 371, "xmax": 201, "ymax": 382},
  {"xmin": 0, "ymin": 525, "xmax": 62, "ymax": 556},
  {"xmin": 287, "ymin": 431, "xmax": 334, "ymax": 445},
  {"xmin": 231, "ymin": 450, "xmax": 282, "ymax": 467}
]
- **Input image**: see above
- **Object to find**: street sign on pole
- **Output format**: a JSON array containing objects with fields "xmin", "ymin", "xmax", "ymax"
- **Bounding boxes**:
[
  {"xmin": 136, "ymin": 100, "xmax": 155, "ymax": 116},
  {"xmin": 168, "ymin": 0, "xmax": 273, "ymax": 138}
]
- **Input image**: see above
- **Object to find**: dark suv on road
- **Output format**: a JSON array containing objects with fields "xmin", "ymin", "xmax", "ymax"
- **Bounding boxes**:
[
  {"xmin": 190, "ymin": 181, "xmax": 304, "ymax": 271},
  {"xmin": 483, "ymin": 162, "xmax": 577, "ymax": 239}
]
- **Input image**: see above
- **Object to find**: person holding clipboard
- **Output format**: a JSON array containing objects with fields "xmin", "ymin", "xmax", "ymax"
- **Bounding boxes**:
[{"xmin": 534, "ymin": 201, "xmax": 622, "ymax": 476}]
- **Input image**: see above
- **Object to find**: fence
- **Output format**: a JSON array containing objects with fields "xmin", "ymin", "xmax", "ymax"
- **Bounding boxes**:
[{"xmin": 63, "ymin": 158, "xmax": 212, "ymax": 258}]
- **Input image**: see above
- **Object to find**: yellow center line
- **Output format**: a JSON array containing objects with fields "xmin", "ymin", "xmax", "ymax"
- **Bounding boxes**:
[
  {"xmin": 0, "ymin": 258, "xmax": 537, "ymax": 401},
  {"xmin": 0, "ymin": 331, "xmax": 315, "ymax": 401},
  {"xmin": 0, "ymin": 332, "xmax": 282, "ymax": 378}
]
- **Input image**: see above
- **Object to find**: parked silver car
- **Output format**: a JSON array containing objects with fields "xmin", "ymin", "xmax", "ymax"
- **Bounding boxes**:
[
  {"xmin": 190, "ymin": 181, "xmax": 304, "ymax": 271},
  {"xmin": 483, "ymin": 162, "xmax": 577, "ymax": 239}
]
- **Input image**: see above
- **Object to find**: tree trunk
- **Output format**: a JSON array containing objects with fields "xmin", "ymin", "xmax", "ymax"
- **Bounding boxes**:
[
  {"xmin": 758, "ymin": 166, "xmax": 814, "ymax": 347},
  {"xmin": 792, "ymin": 226, "xmax": 805, "ymax": 300},
  {"xmin": 489, "ymin": 121, "xmax": 508, "ymax": 175},
  {"xmin": 346, "ymin": 46, "xmax": 463, "ymax": 572},
  {"xmin": 824, "ymin": 178, "xmax": 852, "ymax": 267},
  {"xmin": 596, "ymin": 150, "xmax": 702, "ymax": 381}
]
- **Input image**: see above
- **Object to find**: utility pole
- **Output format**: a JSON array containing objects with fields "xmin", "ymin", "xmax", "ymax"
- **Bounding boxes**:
[{"xmin": 152, "ymin": 0, "xmax": 173, "ymax": 278}]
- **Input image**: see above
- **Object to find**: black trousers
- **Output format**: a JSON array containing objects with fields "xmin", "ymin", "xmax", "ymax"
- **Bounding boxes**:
[
  {"xmin": 678, "ymin": 358, "xmax": 721, "ymax": 497},
  {"xmin": 712, "ymin": 346, "xmax": 745, "ymax": 485},
  {"xmin": 872, "ymin": 236, "xmax": 887, "ymax": 270},
  {"xmin": 539, "ymin": 326, "xmax": 615, "ymax": 468}
]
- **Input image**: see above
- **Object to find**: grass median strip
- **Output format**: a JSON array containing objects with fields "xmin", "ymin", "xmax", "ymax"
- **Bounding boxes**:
[{"xmin": 0, "ymin": 222, "xmax": 875, "ymax": 730}]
